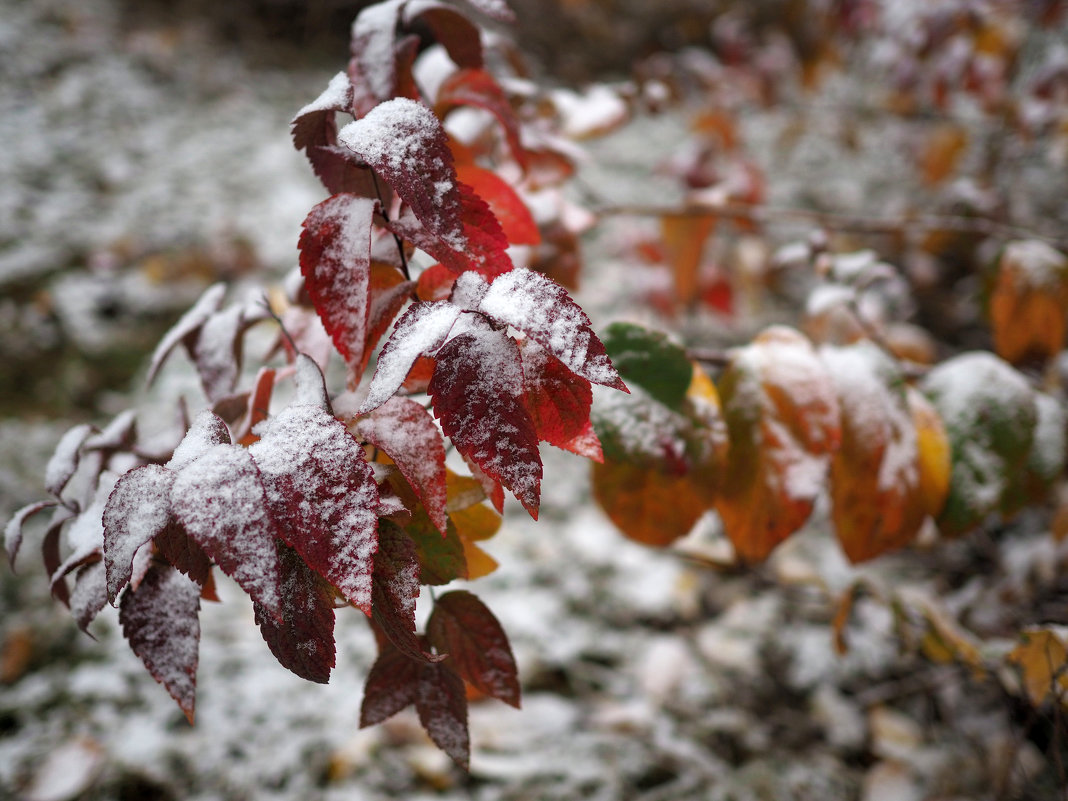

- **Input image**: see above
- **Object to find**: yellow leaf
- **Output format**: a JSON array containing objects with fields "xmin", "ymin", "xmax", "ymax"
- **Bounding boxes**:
[
  {"xmin": 714, "ymin": 327, "xmax": 840, "ymax": 563},
  {"xmin": 591, "ymin": 460, "xmax": 712, "ymax": 548},
  {"xmin": 907, "ymin": 386, "xmax": 951, "ymax": 519},
  {"xmin": 989, "ymin": 240, "xmax": 1068, "ymax": 365},
  {"xmin": 445, "ymin": 467, "xmax": 486, "ymax": 512},
  {"xmin": 460, "ymin": 538, "xmax": 499, "ymax": 580},
  {"xmin": 450, "ymin": 503, "xmax": 501, "ymax": 542},
  {"xmin": 1007, "ymin": 628, "xmax": 1068, "ymax": 706}
]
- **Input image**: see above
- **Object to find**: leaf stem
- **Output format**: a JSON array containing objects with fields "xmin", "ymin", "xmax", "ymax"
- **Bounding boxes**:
[{"xmin": 371, "ymin": 171, "xmax": 412, "ymax": 282}]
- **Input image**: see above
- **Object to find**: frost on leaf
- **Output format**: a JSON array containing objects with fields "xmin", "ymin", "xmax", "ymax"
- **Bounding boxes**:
[
  {"xmin": 477, "ymin": 268, "xmax": 627, "ymax": 391},
  {"xmin": 370, "ymin": 522, "xmax": 438, "ymax": 662},
  {"xmin": 170, "ymin": 445, "xmax": 284, "ymax": 620},
  {"xmin": 102, "ymin": 464, "xmax": 175, "ymax": 603},
  {"xmin": 355, "ymin": 397, "xmax": 449, "ymax": 534},
  {"xmin": 119, "ymin": 562, "xmax": 201, "ymax": 724},
  {"xmin": 250, "ymin": 393, "xmax": 379, "ymax": 615},
  {"xmin": 415, "ymin": 660, "xmax": 470, "ymax": 769},
  {"xmin": 989, "ymin": 240, "xmax": 1068, "ymax": 366},
  {"xmin": 519, "ymin": 338, "xmax": 601, "ymax": 460},
  {"xmin": 348, "ymin": 0, "xmax": 407, "ymax": 117},
  {"xmin": 45, "ymin": 423, "xmax": 94, "ymax": 498},
  {"xmin": 427, "ymin": 590, "xmax": 520, "ymax": 708},
  {"xmin": 5, "ymin": 500, "xmax": 57, "ymax": 568},
  {"xmin": 429, "ymin": 329, "xmax": 543, "ymax": 518},
  {"xmin": 290, "ymin": 71, "xmax": 375, "ymax": 194},
  {"xmin": 70, "ymin": 561, "xmax": 108, "ymax": 634},
  {"xmin": 821, "ymin": 343, "xmax": 926, "ymax": 563},
  {"xmin": 254, "ymin": 543, "xmax": 336, "ymax": 684},
  {"xmin": 168, "ymin": 410, "xmax": 232, "ymax": 471},
  {"xmin": 923, "ymin": 351, "xmax": 1038, "ymax": 537},
  {"xmin": 299, "ymin": 194, "xmax": 377, "ymax": 377},
  {"xmin": 146, "ymin": 283, "xmax": 226, "ymax": 386},
  {"xmin": 359, "ymin": 301, "xmax": 463, "ymax": 412},
  {"xmin": 714, "ymin": 327, "xmax": 841, "ymax": 563}
]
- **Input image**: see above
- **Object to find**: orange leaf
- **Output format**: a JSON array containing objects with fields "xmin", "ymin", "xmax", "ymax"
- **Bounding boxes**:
[
  {"xmin": 714, "ymin": 327, "xmax": 840, "ymax": 563},
  {"xmin": 989, "ymin": 240, "xmax": 1068, "ymax": 365},
  {"xmin": 661, "ymin": 214, "xmax": 716, "ymax": 306},
  {"xmin": 456, "ymin": 164, "xmax": 540, "ymax": 246},
  {"xmin": 823, "ymin": 344, "xmax": 926, "ymax": 563},
  {"xmin": 1008, "ymin": 628, "xmax": 1068, "ymax": 707}
]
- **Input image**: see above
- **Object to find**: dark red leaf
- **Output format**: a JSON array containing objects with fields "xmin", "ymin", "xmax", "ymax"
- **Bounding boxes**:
[
  {"xmin": 519, "ymin": 338, "xmax": 601, "ymax": 459},
  {"xmin": 299, "ymin": 193, "xmax": 377, "ymax": 374},
  {"xmin": 153, "ymin": 521, "xmax": 213, "ymax": 588},
  {"xmin": 4, "ymin": 500, "xmax": 57, "ymax": 568},
  {"xmin": 42, "ymin": 509, "xmax": 72, "ymax": 606},
  {"xmin": 355, "ymin": 397, "xmax": 449, "ymax": 535},
  {"xmin": 348, "ymin": 0, "xmax": 406, "ymax": 117},
  {"xmin": 436, "ymin": 69, "xmax": 526, "ymax": 168},
  {"xmin": 103, "ymin": 463, "xmax": 175, "ymax": 603},
  {"xmin": 416, "ymin": 660, "xmax": 470, "ymax": 769},
  {"xmin": 359, "ymin": 300, "xmax": 463, "ymax": 412},
  {"xmin": 428, "ymin": 329, "xmax": 542, "ymax": 518},
  {"xmin": 409, "ymin": 5, "xmax": 483, "ymax": 69},
  {"xmin": 427, "ymin": 590, "xmax": 520, "ymax": 708},
  {"xmin": 370, "ymin": 522, "xmax": 438, "ymax": 662},
  {"xmin": 120, "ymin": 562, "xmax": 201, "ymax": 724},
  {"xmin": 170, "ymin": 445, "xmax": 285, "ymax": 621},
  {"xmin": 360, "ymin": 641, "xmax": 421, "ymax": 727},
  {"xmin": 290, "ymin": 72, "xmax": 370, "ymax": 194},
  {"xmin": 254, "ymin": 543, "xmax": 336, "ymax": 684},
  {"xmin": 249, "ymin": 364, "xmax": 379, "ymax": 614}
]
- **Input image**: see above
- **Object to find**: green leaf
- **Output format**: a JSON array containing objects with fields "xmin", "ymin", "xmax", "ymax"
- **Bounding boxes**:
[
  {"xmin": 406, "ymin": 509, "xmax": 468, "ymax": 586},
  {"xmin": 602, "ymin": 322, "xmax": 692, "ymax": 410}
]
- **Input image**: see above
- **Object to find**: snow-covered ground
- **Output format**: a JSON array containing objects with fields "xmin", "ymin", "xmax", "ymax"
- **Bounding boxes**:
[{"xmin": 3, "ymin": 1, "xmax": 1067, "ymax": 799}]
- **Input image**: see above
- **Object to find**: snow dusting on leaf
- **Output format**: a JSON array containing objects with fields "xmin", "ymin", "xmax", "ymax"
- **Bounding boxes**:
[
  {"xmin": 250, "ymin": 399, "xmax": 379, "ymax": 614},
  {"xmin": 102, "ymin": 464, "xmax": 175, "ymax": 603},
  {"xmin": 44, "ymin": 423, "xmax": 94, "ymax": 498},
  {"xmin": 429, "ymin": 329, "xmax": 542, "ymax": 518},
  {"xmin": 359, "ymin": 301, "xmax": 463, "ymax": 412},
  {"xmin": 5, "ymin": 500, "xmax": 57, "ymax": 568},
  {"xmin": 360, "ymin": 642, "xmax": 421, "ymax": 727},
  {"xmin": 171, "ymin": 445, "xmax": 284, "ymax": 620},
  {"xmin": 370, "ymin": 522, "xmax": 438, "ymax": 662},
  {"xmin": 355, "ymin": 397, "xmax": 449, "ymax": 534},
  {"xmin": 415, "ymin": 661, "xmax": 470, "ymax": 769},
  {"xmin": 298, "ymin": 194, "xmax": 377, "ymax": 375},
  {"xmin": 119, "ymin": 563, "xmax": 201, "ymax": 724},
  {"xmin": 146, "ymin": 283, "xmax": 226, "ymax": 386},
  {"xmin": 478, "ymin": 268, "xmax": 626, "ymax": 390},
  {"xmin": 168, "ymin": 410, "xmax": 232, "ymax": 471},
  {"xmin": 349, "ymin": 0, "xmax": 406, "ymax": 115},
  {"xmin": 70, "ymin": 561, "xmax": 108, "ymax": 634}
]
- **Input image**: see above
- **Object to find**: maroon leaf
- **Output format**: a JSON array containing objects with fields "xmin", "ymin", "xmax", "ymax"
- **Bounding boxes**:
[
  {"xmin": 359, "ymin": 300, "xmax": 463, "ymax": 412},
  {"xmin": 459, "ymin": 0, "xmax": 515, "ymax": 22},
  {"xmin": 355, "ymin": 397, "xmax": 449, "ymax": 535},
  {"xmin": 360, "ymin": 640, "xmax": 421, "ymax": 727},
  {"xmin": 338, "ymin": 98, "xmax": 466, "ymax": 250},
  {"xmin": 436, "ymin": 69, "xmax": 526, "ymax": 168},
  {"xmin": 119, "ymin": 562, "xmax": 201, "ymax": 724},
  {"xmin": 416, "ymin": 660, "xmax": 470, "ymax": 769},
  {"xmin": 298, "ymin": 194, "xmax": 377, "ymax": 374},
  {"xmin": 102, "ymin": 463, "xmax": 175, "ymax": 603},
  {"xmin": 153, "ymin": 521, "xmax": 213, "ymax": 588},
  {"xmin": 254, "ymin": 543, "xmax": 336, "ymax": 684},
  {"xmin": 474, "ymin": 268, "xmax": 627, "ymax": 391},
  {"xmin": 4, "ymin": 500, "xmax": 57, "ymax": 568},
  {"xmin": 370, "ymin": 522, "xmax": 438, "ymax": 662},
  {"xmin": 519, "ymin": 338, "xmax": 602, "ymax": 460},
  {"xmin": 348, "ymin": 0, "xmax": 406, "ymax": 117},
  {"xmin": 50, "ymin": 480, "xmax": 112, "ymax": 601},
  {"xmin": 45, "ymin": 423, "xmax": 95, "ymax": 497},
  {"xmin": 42, "ymin": 509, "xmax": 73, "ymax": 606},
  {"xmin": 429, "ymin": 329, "xmax": 542, "ymax": 518},
  {"xmin": 249, "ymin": 364, "xmax": 379, "ymax": 615},
  {"xmin": 146, "ymin": 283, "xmax": 226, "ymax": 386},
  {"xmin": 170, "ymin": 445, "xmax": 285, "ymax": 620},
  {"xmin": 409, "ymin": 5, "xmax": 483, "ymax": 69},
  {"xmin": 427, "ymin": 590, "xmax": 520, "ymax": 708},
  {"xmin": 70, "ymin": 560, "xmax": 107, "ymax": 635}
]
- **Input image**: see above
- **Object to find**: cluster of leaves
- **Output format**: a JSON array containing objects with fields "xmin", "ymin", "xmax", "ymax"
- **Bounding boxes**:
[{"xmin": 5, "ymin": 0, "xmax": 631, "ymax": 769}]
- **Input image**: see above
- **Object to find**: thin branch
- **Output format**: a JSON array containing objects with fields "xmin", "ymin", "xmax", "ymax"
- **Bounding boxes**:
[{"xmin": 371, "ymin": 171, "xmax": 412, "ymax": 281}]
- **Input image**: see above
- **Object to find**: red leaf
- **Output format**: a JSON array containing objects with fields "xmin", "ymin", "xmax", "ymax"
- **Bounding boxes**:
[
  {"xmin": 5, "ymin": 500, "xmax": 57, "ymax": 569},
  {"xmin": 298, "ymin": 193, "xmax": 377, "ymax": 373},
  {"xmin": 254, "ymin": 544, "xmax": 336, "ymax": 684},
  {"xmin": 170, "ymin": 445, "xmax": 285, "ymax": 620},
  {"xmin": 427, "ymin": 590, "xmax": 520, "ymax": 708},
  {"xmin": 153, "ymin": 521, "xmax": 213, "ymax": 588},
  {"xmin": 429, "ymin": 329, "xmax": 542, "ymax": 518},
  {"xmin": 370, "ymin": 522, "xmax": 438, "ymax": 662},
  {"xmin": 360, "ymin": 641, "xmax": 421, "ymax": 727},
  {"xmin": 355, "ymin": 397, "xmax": 449, "ymax": 535},
  {"xmin": 416, "ymin": 263, "xmax": 457, "ymax": 301},
  {"xmin": 102, "ymin": 464, "xmax": 174, "ymax": 603},
  {"xmin": 290, "ymin": 71, "xmax": 370, "ymax": 194},
  {"xmin": 119, "ymin": 562, "xmax": 201, "ymax": 723},
  {"xmin": 146, "ymin": 284, "xmax": 226, "ymax": 386},
  {"xmin": 359, "ymin": 300, "xmax": 463, "ymax": 412},
  {"xmin": 406, "ymin": 5, "xmax": 483, "ymax": 69},
  {"xmin": 365, "ymin": 264, "xmax": 415, "ymax": 377},
  {"xmin": 437, "ymin": 69, "xmax": 527, "ymax": 168},
  {"xmin": 234, "ymin": 367, "xmax": 276, "ymax": 446},
  {"xmin": 455, "ymin": 164, "xmax": 540, "ymax": 245},
  {"xmin": 249, "ymin": 366, "xmax": 379, "ymax": 615},
  {"xmin": 467, "ymin": 268, "xmax": 627, "ymax": 391},
  {"xmin": 415, "ymin": 661, "xmax": 470, "ymax": 769},
  {"xmin": 519, "ymin": 338, "xmax": 601, "ymax": 459},
  {"xmin": 70, "ymin": 560, "xmax": 107, "ymax": 634},
  {"xmin": 348, "ymin": 0, "xmax": 407, "ymax": 117}
]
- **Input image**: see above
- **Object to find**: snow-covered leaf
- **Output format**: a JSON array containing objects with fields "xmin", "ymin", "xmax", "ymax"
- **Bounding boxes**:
[
  {"xmin": 146, "ymin": 283, "xmax": 227, "ymax": 387},
  {"xmin": 70, "ymin": 560, "xmax": 108, "ymax": 634},
  {"xmin": 415, "ymin": 660, "xmax": 470, "ymax": 769},
  {"xmin": 119, "ymin": 562, "xmax": 200, "ymax": 723},
  {"xmin": 990, "ymin": 240, "xmax": 1068, "ymax": 365},
  {"xmin": 102, "ymin": 464, "xmax": 174, "ymax": 603},
  {"xmin": 370, "ymin": 522, "xmax": 438, "ymax": 662},
  {"xmin": 5, "ymin": 500, "xmax": 57, "ymax": 568},
  {"xmin": 429, "ymin": 329, "xmax": 542, "ymax": 518},
  {"xmin": 44, "ymin": 423, "xmax": 94, "ymax": 498},
  {"xmin": 519, "ymin": 338, "xmax": 601, "ymax": 459}
]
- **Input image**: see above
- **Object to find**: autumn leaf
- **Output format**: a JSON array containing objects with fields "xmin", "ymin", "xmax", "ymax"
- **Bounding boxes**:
[
  {"xmin": 907, "ymin": 386, "xmax": 951, "ymax": 519},
  {"xmin": 1007, "ymin": 627, "xmax": 1068, "ymax": 707},
  {"xmin": 661, "ymin": 213, "xmax": 716, "ymax": 306},
  {"xmin": 455, "ymin": 163, "xmax": 539, "ymax": 245},
  {"xmin": 715, "ymin": 327, "xmax": 840, "ymax": 563},
  {"xmin": 919, "ymin": 123, "xmax": 968, "ymax": 185},
  {"xmin": 119, "ymin": 562, "xmax": 201, "ymax": 723},
  {"xmin": 823, "ymin": 342, "xmax": 927, "ymax": 563},
  {"xmin": 415, "ymin": 660, "xmax": 471, "ymax": 769},
  {"xmin": 436, "ymin": 69, "xmax": 527, "ymax": 168},
  {"xmin": 102, "ymin": 464, "xmax": 174, "ymax": 603},
  {"xmin": 602, "ymin": 322, "xmax": 692, "ymax": 410},
  {"xmin": 989, "ymin": 240, "xmax": 1068, "ymax": 366},
  {"xmin": 427, "ymin": 590, "xmax": 520, "ymax": 708},
  {"xmin": 360, "ymin": 640, "xmax": 422, "ymax": 727},
  {"xmin": 519, "ymin": 338, "xmax": 601, "ymax": 460},
  {"xmin": 405, "ymin": 509, "xmax": 468, "ymax": 586},
  {"xmin": 370, "ymin": 522, "xmax": 439, "ymax": 663}
]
